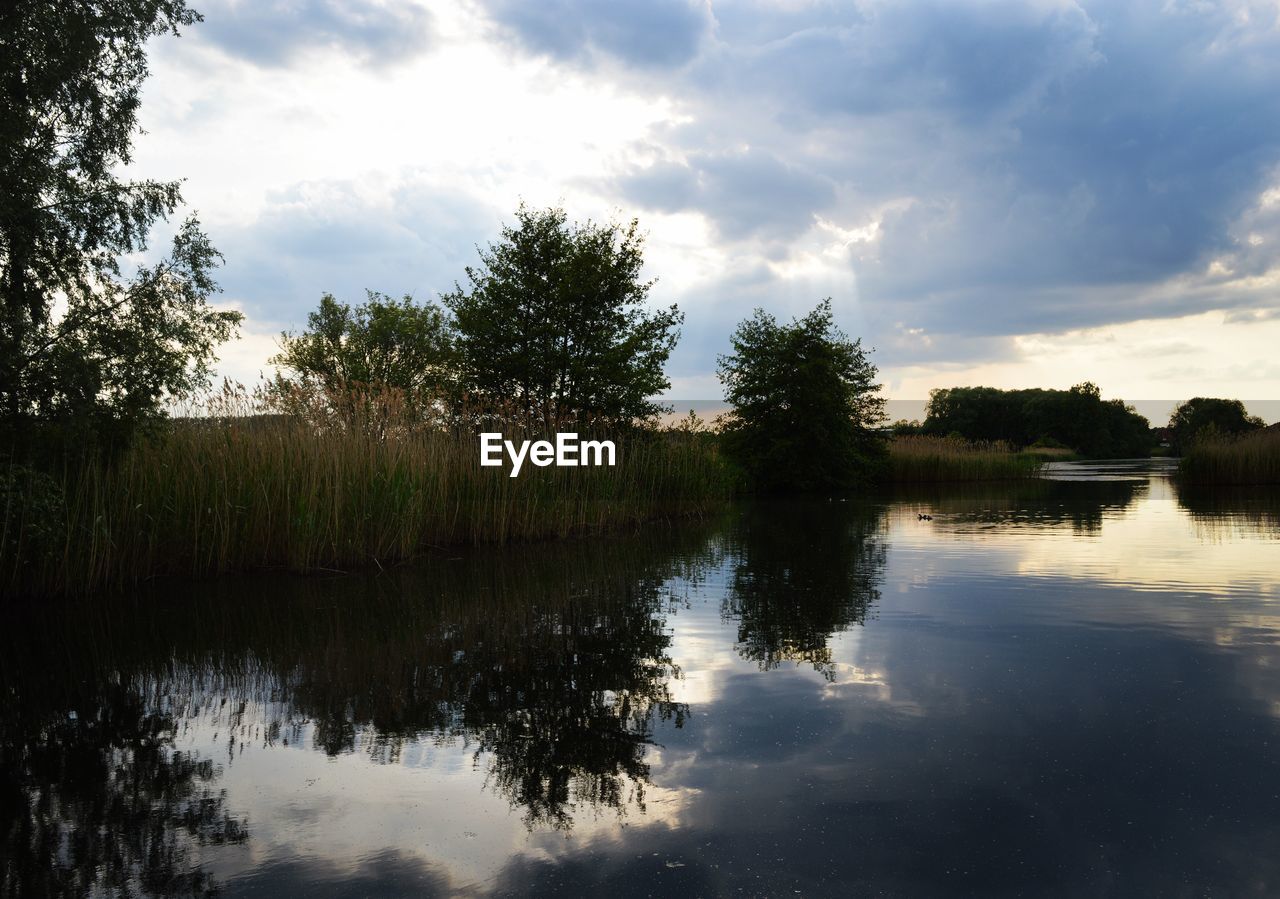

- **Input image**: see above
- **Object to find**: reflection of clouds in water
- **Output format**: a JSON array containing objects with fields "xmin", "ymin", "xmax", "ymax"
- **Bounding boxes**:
[
  {"xmin": 5, "ymin": 464, "xmax": 1280, "ymax": 894},
  {"xmin": 886, "ymin": 477, "xmax": 1280, "ymax": 596}
]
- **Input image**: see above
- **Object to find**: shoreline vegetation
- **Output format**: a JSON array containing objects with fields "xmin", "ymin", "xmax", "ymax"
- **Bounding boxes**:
[
  {"xmin": 1179, "ymin": 425, "xmax": 1280, "ymax": 485},
  {"xmin": 1, "ymin": 386, "xmax": 727, "ymax": 598},
  {"xmin": 7, "ymin": 386, "xmax": 1278, "ymax": 599},
  {"xmin": 1, "ymin": 388, "xmax": 1053, "ymax": 599},
  {"xmin": 887, "ymin": 435, "xmax": 1044, "ymax": 482}
]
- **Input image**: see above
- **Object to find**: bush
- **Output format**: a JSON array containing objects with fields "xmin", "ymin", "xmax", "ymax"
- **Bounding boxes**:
[{"xmin": 717, "ymin": 301, "xmax": 886, "ymax": 492}]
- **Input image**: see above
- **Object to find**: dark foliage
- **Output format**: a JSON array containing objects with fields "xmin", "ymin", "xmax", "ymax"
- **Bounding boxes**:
[
  {"xmin": 923, "ymin": 382, "xmax": 1152, "ymax": 457},
  {"xmin": 717, "ymin": 300, "xmax": 886, "ymax": 492},
  {"xmin": 1167, "ymin": 397, "xmax": 1265, "ymax": 453},
  {"xmin": 0, "ymin": 0, "xmax": 240, "ymax": 456},
  {"xmin": 443, "ymin": 205, "xmax": 682, "ymax": 425}
]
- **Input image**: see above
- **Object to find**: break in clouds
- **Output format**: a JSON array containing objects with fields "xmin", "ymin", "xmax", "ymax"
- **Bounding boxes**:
[{"xmin": 163, "ymin": 0, "xmax": 1280, "ymax": 387}]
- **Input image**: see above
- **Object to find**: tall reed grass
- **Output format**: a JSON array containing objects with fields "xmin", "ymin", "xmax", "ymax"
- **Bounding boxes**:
[
  {"xmin": 1, "ymin": 384, "xmax": 729, "ymax": 597},
  {"xmin": 886, "ymin": 435, "xmax": 1043, "ymax": 482},
  {"xmin": 1179, "ymin": 425, "xmax": 1280, "ymax": 485}
]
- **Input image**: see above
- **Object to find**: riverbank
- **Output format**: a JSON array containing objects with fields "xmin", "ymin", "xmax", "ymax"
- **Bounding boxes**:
[
  {"xmin": 1, "ymin": 414, "xmax": 728, "ymax": 598},
  {"xmin": 3, "ymin": 426, "xmax": 1055, "ymax": 599},
  {"xmin": 886, "ymin": 435, "xmax": 1044, "ymax": 482}
]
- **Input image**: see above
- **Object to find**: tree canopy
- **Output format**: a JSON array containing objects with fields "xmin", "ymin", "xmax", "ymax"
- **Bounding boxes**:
[
  {"xmin": 924, "ymin": 383, "xmax": 1152, "ymax": 457},
  {"xmin": 272, "ymin": 291, "xmax": 453, "ymax": 397},
  {"xmin": 717, "ymin": 300, "xmax": 886, "ymax": 492},
  {"xmin": 1167, "ymin": 397, "xmax": 1264, "ymax": 452},
  {"xmin": 443, "ymin": 205, "xmax": 682, "ymax": 425},
  {"xmin": 1, "ymin": 0, "xmax": 239, "ymax": 453}
]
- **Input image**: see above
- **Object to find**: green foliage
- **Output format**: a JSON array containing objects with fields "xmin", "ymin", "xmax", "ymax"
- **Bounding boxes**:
[
  {"xmin": 924, "ymin": 382, "xmax": 1152, "ymax": 457},
  {"xmin": 271, "ymin": 291, "xmax": 453, "ymax": 400},
  {"xmin": 717, "ymin": 300, "xmax": 886, "ymax": 492},
  {"xmin": 0, "ymin": 0, "xmax": 240, "ymax": 455},
  {"xmin": 1, "ymin": 463, "xmax": 66, "ymax": 570},
  {"xmin": 1167, "ymin": 397, "xmax": 1265, "ymax": 453},
  {"xmin": 443, "ymin": 205, "xmax": 682, "ymax": 425}
]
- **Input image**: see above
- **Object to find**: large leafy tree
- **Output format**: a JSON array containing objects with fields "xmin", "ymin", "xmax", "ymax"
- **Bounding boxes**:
[
  {"xmin": 0, "ymin": 0, "xmax": 240, "ymax": 453},
  {"xmin": 272, "ymin": 291, "xmax": 454, "ymax": 396},
  {"xmin": 717, "ymin": 300, "xmax": 886, "ymax": 492},
  {"xmin": 443, "ymin": 205, "xmax": 682, "ymax": 425}
]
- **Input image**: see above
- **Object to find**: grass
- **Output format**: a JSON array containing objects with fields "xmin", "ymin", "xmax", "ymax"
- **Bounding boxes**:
[
  {"xmin": 1, "ymin": 388, "xmax": 730, "ymax": 597},
  {"xmin": 1, "ymin": 403, "xmax": 1072, "ymax": 598},
  {"xmin": 1178, "ymin": 425, "xmax": 1280, "ymax": 485},
  {"xmin": 886, "ymin": 435, "xmax": 1044, "ymax": 483}
]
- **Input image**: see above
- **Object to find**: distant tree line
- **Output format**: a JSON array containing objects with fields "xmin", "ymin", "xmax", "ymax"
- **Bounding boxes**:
[{"xmin": 921, "ymin": 383, "xmax": 1154, "ymax": 458}]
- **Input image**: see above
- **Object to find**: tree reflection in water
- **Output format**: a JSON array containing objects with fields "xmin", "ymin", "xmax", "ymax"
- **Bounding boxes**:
[
  {"xmin": 888, "ymin": 479, "xmax": 1141, "ymax": 535},
  {"xmin": 1174, "ymin": 482, "xmax": 1280, "ymax": 540},
  {"xmin": 0, "ymin": 680, "xmax": 247, "ymax": 896},
  {"xmin": 722, "ymin": 501, "xmax": 887, "ymax": 678},
  {"xmin": 0, "ymin": 522, "xmax": 719, "ymax": 896}
]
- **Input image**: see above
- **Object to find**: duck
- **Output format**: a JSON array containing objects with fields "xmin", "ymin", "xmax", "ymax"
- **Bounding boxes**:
[{"xmin": 917, "ymin": 513, "xmax": 933, "ymax": 521}]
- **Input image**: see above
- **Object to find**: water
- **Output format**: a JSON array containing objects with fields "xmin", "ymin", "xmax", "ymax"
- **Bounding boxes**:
[{"xmin": 3, "ymin": 461, "xmax": 1280, "ymax": 895}]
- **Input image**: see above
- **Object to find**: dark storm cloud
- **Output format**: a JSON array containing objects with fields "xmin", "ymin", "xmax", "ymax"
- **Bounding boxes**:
[
  {"xmin": 619, "ymin": 150, "xmax": 836, "ymax": 240},
  {"xmin": 193, "ymin": 0, "xmax": 433, "ymax": 68},
  {"xmin": 482, "ymin": 0, "xmax": 1280, "ymax": 351},
  {"xmin": 213, "ymin": 179, "xmax": 495, "ymax": 328},
  {"xmin": 702, "ymin": 0, "xmax": 1100, "ymax": 120},
  {"xmin": 481, "ymin": 0, "xmax": 712, "ymax": 68}
]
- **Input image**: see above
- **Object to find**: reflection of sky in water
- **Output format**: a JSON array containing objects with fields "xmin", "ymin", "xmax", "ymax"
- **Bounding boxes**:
[{"xmin": 4, "ymin": 462, "xmax": 1280, "ymax": 895}]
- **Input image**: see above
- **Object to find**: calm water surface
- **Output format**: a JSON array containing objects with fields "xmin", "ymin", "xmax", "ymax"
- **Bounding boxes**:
[{"xmin": 4, "ymin": 461, "xmax": 1280, "ymax": 896}]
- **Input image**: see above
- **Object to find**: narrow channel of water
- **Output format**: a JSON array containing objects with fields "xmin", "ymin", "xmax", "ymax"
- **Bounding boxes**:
[{"xmin": 3, "ymin": 461, "xmax": 1278, "ymax": 895}]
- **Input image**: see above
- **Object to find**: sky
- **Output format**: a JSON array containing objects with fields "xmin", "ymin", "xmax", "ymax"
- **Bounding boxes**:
[{"xmin": 128, "ymin": 0, "xmax": 1280, "ymax": 406}]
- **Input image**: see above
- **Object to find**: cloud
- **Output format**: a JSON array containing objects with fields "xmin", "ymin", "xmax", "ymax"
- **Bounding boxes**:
[
  {"xmin": 212, "ymin": 176, "xmax": 497, "ymax": 327},
  {"xmin": 192, "ymin": 0, "xmax": 434, "ymax": 68},
  {"xmin": 618, "ymin": 149, "xmax": 836, "ymax": 241},
  {"xmin": 479, "ymin": 0, "xmax": 1280, "ymax": 358},
  {"xmin": 481, "ymin": 0, "xmax": 713, "ymax": 69}
]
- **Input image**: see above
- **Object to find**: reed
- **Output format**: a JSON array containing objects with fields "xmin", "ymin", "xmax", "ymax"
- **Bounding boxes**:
[
  {"xmin": 1178, "ymin": 426, "xmax": 1280, "ymax": 485},
  {"xmin": 1, "ymin": 385, "xmax": 729, "ymax": 597},
  {"xmin": 886, "ymin": 435, "xmax": 1042, "ymax": 483}
]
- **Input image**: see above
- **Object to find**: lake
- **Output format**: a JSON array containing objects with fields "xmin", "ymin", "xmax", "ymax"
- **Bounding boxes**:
[{"xmin": 3, "ymin": 460, "xmax": 1279, "ymax": 896}]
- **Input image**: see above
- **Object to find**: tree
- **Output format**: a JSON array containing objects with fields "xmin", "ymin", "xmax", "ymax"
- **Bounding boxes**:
[
  {"xmin": 0, "ymin": 0, "xmax": 240, "ymax": 454},
  {"xmin": 443, "ymin": 205, "xmax": 682, "ymax": 425},
  {"xmin": 272, "ymin": 291, "xmax": 453, "ymax": 397},
  {"xmin": 924, "ymin": 383, "xmax": 1153, "ymax": 457},
  {"xmin": 1168, "ymin": 397, "xmax": 1264, "ymax": 453},
  {"xmin": 717, "ymin": 300, "xmax": 886, "ymax": 492}
]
